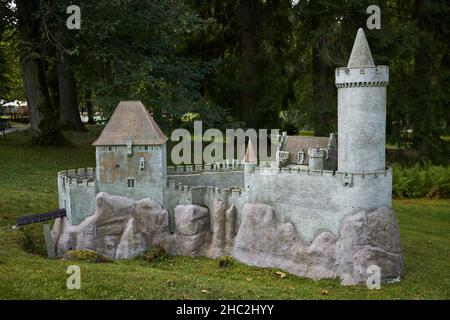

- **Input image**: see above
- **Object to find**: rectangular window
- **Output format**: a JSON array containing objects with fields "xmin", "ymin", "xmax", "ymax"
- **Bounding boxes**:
[
  {"xmin": 127, "ymin": 178, "xmax": 135, "ymax": 188},
  {"xmin": 108, "ymin": 146, "xmax": 113, "ymax": 152}
]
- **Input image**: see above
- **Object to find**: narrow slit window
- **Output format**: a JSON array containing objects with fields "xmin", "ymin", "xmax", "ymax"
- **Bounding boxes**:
[
  {"xmin": 127, "ymin": 178, "xmax": 135, "ymax": 188},
  {"xmin": 298, "ymin": 150, "xmax": 305, "ymax": 164}
]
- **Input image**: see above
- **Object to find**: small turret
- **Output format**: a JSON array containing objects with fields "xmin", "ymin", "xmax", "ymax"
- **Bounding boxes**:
[
  {"xmin": 308, "ymin": 147, "xmax": 328, "ymax": 170},
  {"xmin": 243, "ymin": 139, "xmax": 257, "ymax": 173}
]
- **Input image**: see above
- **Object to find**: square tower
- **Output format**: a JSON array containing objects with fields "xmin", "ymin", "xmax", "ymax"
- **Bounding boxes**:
[{"xmin": 93, "ymin": 101, "xmax": 168, "ymax": 202}]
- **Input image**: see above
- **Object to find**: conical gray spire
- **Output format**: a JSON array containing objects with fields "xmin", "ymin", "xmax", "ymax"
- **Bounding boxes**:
[{"xmin": 347, "ymin": 28, "xmax": 375, "ymax": 67}]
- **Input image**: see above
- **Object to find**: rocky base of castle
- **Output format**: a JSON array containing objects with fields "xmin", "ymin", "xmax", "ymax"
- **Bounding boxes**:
[
  {"xmin": 52, "ymin": 192, "xmax": 403, "ymax": 285},
  {"xmin": 232, "ymin": 203, "xmax": 403, "ymax": 285}
]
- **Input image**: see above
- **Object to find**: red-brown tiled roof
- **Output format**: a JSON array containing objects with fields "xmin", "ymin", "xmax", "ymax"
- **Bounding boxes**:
[
  {"xmin": 93, "ymin": 101, "xmax": 168, "ymax": 146},
  {"xmin": 283, "ymin": 136, "xmax": 329, "ymax": 164}
]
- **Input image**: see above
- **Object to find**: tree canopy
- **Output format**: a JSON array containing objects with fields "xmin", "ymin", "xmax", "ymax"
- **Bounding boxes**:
[{"xmin": 0, "ymin": 0, "xmax": 448, "ymax": 162}]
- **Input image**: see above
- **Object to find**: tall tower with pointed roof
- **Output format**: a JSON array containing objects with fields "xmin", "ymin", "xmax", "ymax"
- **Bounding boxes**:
[
  {"xmin": 93, "ymin": 101, "xmax": 168, "ymax": 202},
  {"xmin": 335, "ymin": 28, "xmax": 389, "ymax": 173}
]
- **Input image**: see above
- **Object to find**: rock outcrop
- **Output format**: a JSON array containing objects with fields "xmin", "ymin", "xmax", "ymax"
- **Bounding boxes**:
[
  {"xmin": 336, "ymin": 207, "xmax": 403, "ymax": 285},
  {"xmin": 208, "ymin": 199, "xmax": 237, "ymax": 257},
  {"xmin": 53, "ymin": 192, "xmax": 214, "ymax": 259},
  {"xmin": 52, "ymin": 192, "xmax": 169, "ymax": 259},
  {"xmin": 232, "ymin": 203, "xmax": 403, "ymax": 285},
  {"xmin": 53, "ymin": 193, "xmax": 403, "ymax": 285},
  {"xmin": 171, "ymin": 204, "xmax": 210, "ymax": 256}
]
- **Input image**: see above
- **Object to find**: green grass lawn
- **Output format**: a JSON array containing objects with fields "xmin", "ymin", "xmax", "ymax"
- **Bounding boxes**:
[{"xmin": 0, "ymin": 129, "xmax": 449, "ymax": 299}]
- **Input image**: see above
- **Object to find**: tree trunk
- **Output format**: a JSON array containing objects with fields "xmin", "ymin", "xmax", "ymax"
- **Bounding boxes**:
[
  {"xmin": 16, "ymin": 0, "xmax": 63, "ymax": 145},
  {"xmin": 20, "ymin": 54, "xmax": 43, "ymax": 130},
  {"xmin": 412, "ymin": 0, "xmax": 430, "ymax": 154},
  {"xmin": 311, "ymin": 13, "xmax": 335, "ymax": 137},
  {"xmin": 57, "ymin": 54, "xmax": 85, "ymax": 131},
  {"xmin": 238, "ymin": 0, "xmax": 259, "ymax": 129},
  {"xmin": 16, "ymin": 0, "xmax": 43, "ymax": 130},
  {"xmin": 84, "ymin": 90, "xmax": 96, "ymax": 124}
]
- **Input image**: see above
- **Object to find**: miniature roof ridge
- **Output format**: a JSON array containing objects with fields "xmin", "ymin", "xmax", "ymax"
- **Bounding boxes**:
[
  {"xmin": 92, "ymin": 101, "xmax": 168, "ymax": 146},
  {"xmin": 244, "ymin": 139, "xmax": 257, "ymax": 163},
  {"xmin": 347, "ymin": 28, "xmax": 375, "ymax": 68}
]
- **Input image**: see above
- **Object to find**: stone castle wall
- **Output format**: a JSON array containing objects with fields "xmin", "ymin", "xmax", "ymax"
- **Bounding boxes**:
[
  {"xmin": 167, "ymin": 163, "xmax": 244, "ymax": 189},
  {"xmin": 58, "ymin": 163, "xmax": 392, "ymax": 243},
  {"xmin": 245, "ymin": 166, "xmax": 392, "ymax": 241},
  {"xmin": 58, "ymin": 168, "xmax": 97, "ymax": 225},
  {"xmin": 163, "ymin": 181, "xmax": 246, "ymax": 233}
]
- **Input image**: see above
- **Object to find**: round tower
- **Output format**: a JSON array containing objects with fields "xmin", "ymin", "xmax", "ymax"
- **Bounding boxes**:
[{"xmin": 336, "ymin": 28, "xmax": 389, "ymax": 173}]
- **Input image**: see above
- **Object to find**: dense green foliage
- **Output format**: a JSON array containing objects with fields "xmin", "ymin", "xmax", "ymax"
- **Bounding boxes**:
[
  {"xmin": 1, "ymin": 0, "xmax": 449, "ymax": 158},
  {"xmin": 60, "ymin": 0, "xmax": 227, "ymax": 130},
  {"xmin": 188, "ymin": 0, "xmax": 449, "ymax": 161},
  {"xmin": 0, "ymin": 28, "xmax": 23, "ymax": 103},
  {"xmin": 392, "ymin": 162, "xmax": 450, "ymax": 198},
  {"xmin": 0, "ymin": 130, "xmax": 449, "ymax": 299}
]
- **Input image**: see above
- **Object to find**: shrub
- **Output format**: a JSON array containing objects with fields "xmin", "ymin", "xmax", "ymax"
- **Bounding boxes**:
[
  {"xmin": 392, "ymin": 162, "xmax": 450, "ymax": 199},
  {"xmin": 218, "ymin": 256, "xmax": 234, "ymax": 268},
  {"xmin": 140, "ymin": 244, "xmax": 166, "ymax": 263},
  {"xmin": 16, "ymin": 225, "xmax": 47, "ymax": 257}
]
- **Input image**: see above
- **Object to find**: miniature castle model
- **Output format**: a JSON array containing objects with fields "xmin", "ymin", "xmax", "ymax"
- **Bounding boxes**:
[{"xmin": 54, "ymin": 29, "xmax": 403, "ymax": 285}]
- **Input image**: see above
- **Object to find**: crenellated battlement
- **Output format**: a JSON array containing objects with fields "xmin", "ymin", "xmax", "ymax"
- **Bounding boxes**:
[
  {"xmin": 167, "ymin": 159, "xmax": 244, "ymax": 175},
  {"xmin": 58, "ymin": 168, "xmax": 96, "ymax": 187},
  {"xmin": 57, "ymin": 168, "xmax": 98, "ymax": 225},
  {"xmin": 252, "ymin": 165, "xmax": 391, "ymax": 188},
  {"xmin": 255, "ymin": 165, "xmax": 389, "ymax": 176},
  {"xmin": 166, "ymin": 180, "xmax": 244, "ymax": 197},
  {"xmin": 335, "ymin": 66, "xmax": 389, "ymax": 88}
]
